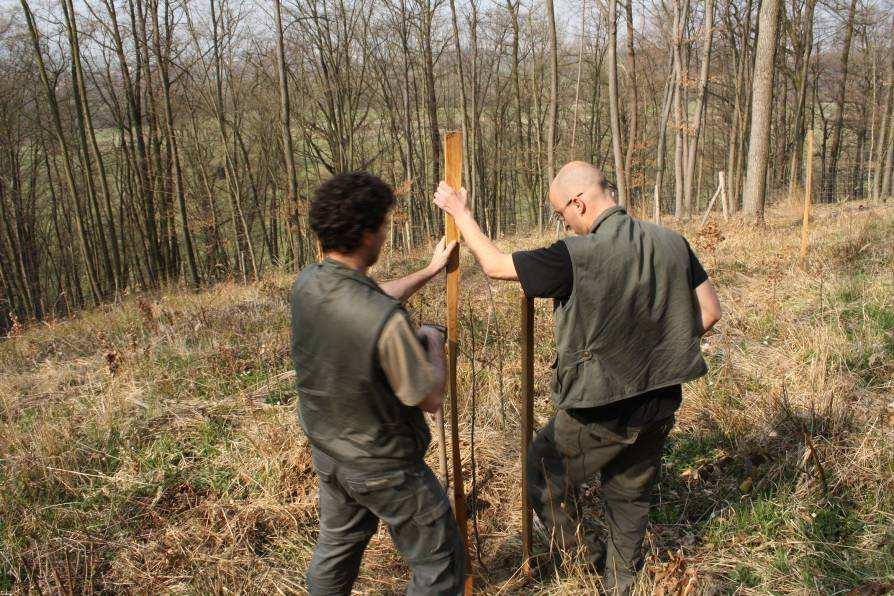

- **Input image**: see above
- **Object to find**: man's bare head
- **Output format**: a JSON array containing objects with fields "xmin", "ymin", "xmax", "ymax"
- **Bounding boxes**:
[{"xmin": 548, "ymin": 161, "xmax": 617, "ymax": 235}]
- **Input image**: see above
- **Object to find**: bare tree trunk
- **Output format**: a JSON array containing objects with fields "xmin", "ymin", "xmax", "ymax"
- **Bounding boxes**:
[
  {"xmin": 883, "ymin": 118, "xmax": 894, "ymax": 198},
  {"xmin": 545, "ymin": 0, "xmax": 559, "ymax": 182},
  {"xmin": 62, "ymin": 0, "xmax": 118, "ymax": 292},
  {"xmin": 607, "ymin": 0, "xmax": 628, "ymax": 206},
  {"xmin": 417, "ymin": 0, "xmax": 441, "ymax": 190},
  {"xmin": 571, "ymin": 0, "xmax": 586, "ymax": 154},
  {"xmin": 20, "ymin": 0, "xmax": 102, "ymax": 302},
  {"xmin": 683, "ymin": 0, "xmax": 715, "ymax": 218},
  {"xmin": 623, "ymin": 0, "xmax": 638, "ymax": 203},
  {"xmin": 274, "ymin": 0, "xmax": 304, "ymax": 267},
  {"xmin": 672, "ymin": 0, "xmax": 690, "ymax": 218},
  {"xmin": 448, "ymin": 0, "xmax": 473, "ymax": 209},
  {"xmin": 135, "ymin": 0, "xmax": 173, "ymax": 279},
  {"xmin": 872, "ymin": 17, "xmax": 893, "ymax": 201},
  {"xmin": 468, "ymin": 2, "xmax": 484, "ymax": 226},
  {"xmin": 724, "ymin": 0, "xmax": 753, "ymax": 213},
  {"xmin": 530, "ymin": 10, "xmax": 545, "ymax": 231},
  {"xmin": 742, "ymin": 0, "xmax": 782, "ymax": 220},
  {"xmin": 787, "ymin": 0, "xmax": 818, "ymax": 198},
  {"xmin": 151, "ymin": 0, "xmax": 200, "ymax": 286},
  {"xmin": 63, "ymin": 0, "xmax": 125, "ymax": 292},
  {"xmin": 210, "ymin": 0, "xmax": 257, "ymax": 281},
  {"xmin": 100, "ymin": 0, "xmax": 159, "ymax": 284},
  {"xmin": 507, "ymin": 0, "xmax": 534, "ymax": 220},
  {"xmin": 653, "ymin": 51, "xmax": 675, "ymax": 222},
  {"xmin": 821, "ymin": 0, "xmax": 858, "ymax": 203}
]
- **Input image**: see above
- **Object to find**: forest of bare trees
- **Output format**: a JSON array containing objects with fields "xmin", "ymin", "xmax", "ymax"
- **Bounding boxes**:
[{"xmin": 0, "ymin": 0, "xmax": 892, "ymax": 331}]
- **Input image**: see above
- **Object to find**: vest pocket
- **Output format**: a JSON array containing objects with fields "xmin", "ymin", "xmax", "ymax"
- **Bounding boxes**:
[{"xmin": 556, "ymin": 350, "xmax": 594, "ymax": 405}]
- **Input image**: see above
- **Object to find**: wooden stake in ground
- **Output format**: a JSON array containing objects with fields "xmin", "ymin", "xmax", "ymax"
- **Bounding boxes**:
[
  {"xmin": 444, "ymin": 130, "xmax": 473, "ymax": 594},
  {"xmin": 699, "ymin": 174, "xmax": 724, "ymax": 230},
  {"xmin": 436, "ymin": 409, "xmax": 448, "ymax": 488},
  {"xmin": 799, "ymin": 130, "xmax": 814, "ymax": 269},
  {"xmin": 519, "ymin": 294, "xmax": 535, "ymax": 575},
  {"xmin": 719, "ymin": 171, "xmax": 729, "ymax": 219}
]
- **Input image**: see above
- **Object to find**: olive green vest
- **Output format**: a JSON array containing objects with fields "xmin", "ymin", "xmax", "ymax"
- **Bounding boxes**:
[
  {"xmin": 290, "ymin": 258, "xmax": 431, "ymax": 469},
  {"xmin": 552, "ymin": 206, "xmax": 707, "ymax": 409}
]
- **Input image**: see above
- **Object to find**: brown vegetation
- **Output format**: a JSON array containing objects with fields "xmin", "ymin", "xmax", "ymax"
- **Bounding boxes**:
[{"xmin": 1, "ymin": 203, "xmax": 891, "ymax": 593}]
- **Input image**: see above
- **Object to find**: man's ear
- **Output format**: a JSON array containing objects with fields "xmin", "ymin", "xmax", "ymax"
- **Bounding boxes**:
[
  {"xmin": 363, "ymin": 222, "xmax": 387, "ymax": 247},
  {"xmin": 357, "ymin": 229, "xmax": 374, "ymax": 251}
]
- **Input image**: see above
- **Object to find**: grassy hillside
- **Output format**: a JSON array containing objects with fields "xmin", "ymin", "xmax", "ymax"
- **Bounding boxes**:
[{"xmin": 1, "ymin": 203, "xmax": 892, "ymax": 594}]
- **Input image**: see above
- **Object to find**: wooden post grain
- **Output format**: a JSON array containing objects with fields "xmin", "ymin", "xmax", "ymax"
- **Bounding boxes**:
[
  {"xmin": 519, "ymin": 294, "xmax": 535, "ymax": 576},
  {"xmin": 436, "ymin": 409, "xmax": 448, "ymax": 488},
  {"xmin": 799, "ymin": 130, "xmax": 814, "ymax": 269},
  {"xmin": 444, "ymin": 131, "xmax": 473, "ymax": 594}
]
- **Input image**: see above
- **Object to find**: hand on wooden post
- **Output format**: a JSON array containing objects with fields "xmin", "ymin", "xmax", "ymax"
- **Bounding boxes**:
[
  {"xmin": 434, "ymin": 181, "xmax": 470, "ymax": 217},
  {"xmin": 426, "ymin": 237, "xmax": 459, "ymax": 275}
]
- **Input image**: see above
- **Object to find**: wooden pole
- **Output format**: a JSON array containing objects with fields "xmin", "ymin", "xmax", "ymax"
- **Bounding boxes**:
[
  {"xmin": 698, "ymin": 181, "xmax": 723, "ymax": 230},
  {"xmin": 799, "ymin": 130, "xmax": 814, "ymax": 269},
  {"xmin": 719, "ymin": 170, "xmax": 729, "ymax": 219},
  {"xmin": 436, "ymin": 409, "xmax": 448, "ymax": 488},
  {"xmin": 444, "ymin": 130, "xmax": 473, "ymax": 594},
  {"xmin": 519, "ymin": 294, "xmax": 535, "ymax": 576}
]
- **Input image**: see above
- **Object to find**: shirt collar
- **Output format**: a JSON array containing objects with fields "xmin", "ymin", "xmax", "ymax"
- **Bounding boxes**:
[
  {"xmin": 588, "ymin": 205, "xmax": 627, "ymax": 234},
  {"xmin": 321, "ymin": 257, "xmax": 385, "ymax": 293}
]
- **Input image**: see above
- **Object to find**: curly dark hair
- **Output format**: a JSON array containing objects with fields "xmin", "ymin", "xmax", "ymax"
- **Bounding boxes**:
[{"xmin": 309, "ymin": 171, "xmax": 395, "ymax": 253}]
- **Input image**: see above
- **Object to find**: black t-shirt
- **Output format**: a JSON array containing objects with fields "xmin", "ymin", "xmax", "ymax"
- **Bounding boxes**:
[
  {"xmin": 511, "ymin": 239, "xmax": 708, "ymax": 305},
  {"xmin": 511, "ymin": 238, "xmax": 709, "ymax": 429}
]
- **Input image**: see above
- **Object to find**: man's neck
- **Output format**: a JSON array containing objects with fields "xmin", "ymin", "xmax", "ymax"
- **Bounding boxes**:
[
  {"xmin": 325, "ymin": 251, "xmax": 369, "ymax": 275},
  {"xmin": 581, "ymin": 200, "xmax": 618, "ymax": 233}
]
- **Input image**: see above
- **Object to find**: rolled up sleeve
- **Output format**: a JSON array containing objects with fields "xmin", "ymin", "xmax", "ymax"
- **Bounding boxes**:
[{"xmin": 377, "ymin": 313, "xmax": 437, "ymax": 407}]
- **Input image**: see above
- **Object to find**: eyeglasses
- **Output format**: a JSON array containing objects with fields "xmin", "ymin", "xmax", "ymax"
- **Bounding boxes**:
[{"xmin": 552, "ymin": 192, "xmax": 583, "ymax": 225}]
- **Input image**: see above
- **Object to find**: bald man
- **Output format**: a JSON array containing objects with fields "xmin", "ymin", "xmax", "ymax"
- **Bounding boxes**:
[{"xmin": 433, "ymin": 162, "xmax": 721, "ymax": 594}]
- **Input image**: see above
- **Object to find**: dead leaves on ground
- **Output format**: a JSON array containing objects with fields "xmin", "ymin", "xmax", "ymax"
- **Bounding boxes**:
[{"xmin": 648, "ymin": 550, "xmax": 699, "ymax": 596}]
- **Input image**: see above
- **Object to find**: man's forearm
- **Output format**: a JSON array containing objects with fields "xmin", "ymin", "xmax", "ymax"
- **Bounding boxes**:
[
  {"xmin": 694, "ymin": 281, "xmax": 722, "ymax": 336},
  {"xmin": 453, "ymin": 211, "xmax": 518, "ymax": 280},
  {"xmin": 380, "ymin": 266, "xmax": 437, "ymax": 303},
  {"xmin": 699, "ymin": 308, "xmax": 720, "ymax": 336}
]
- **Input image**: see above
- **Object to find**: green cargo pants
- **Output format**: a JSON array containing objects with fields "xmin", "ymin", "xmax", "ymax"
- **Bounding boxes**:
[
  {"xmin": 526, "ymin": 410, "xmax": 674, "ymax": 594},
  {"xmin": 306, "ymin": 448, "xmax": 465, "ymax": 595}
]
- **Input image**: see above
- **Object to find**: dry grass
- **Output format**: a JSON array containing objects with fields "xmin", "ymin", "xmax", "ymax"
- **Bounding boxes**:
[{"xmin": 1, "ymin": 203, "xmax": 892, "ymax": 594}]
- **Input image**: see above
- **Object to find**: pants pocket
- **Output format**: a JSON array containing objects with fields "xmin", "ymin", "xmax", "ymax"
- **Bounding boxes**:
[
  {"xmin": 344, "ymin": 469, "xmax": 406, "ymax": 493},
  {"xmin": 413, "ymin": 495, "xmax": 450, "ymax": 526},
  {"xmin": 553, "ymin": 409, "xmax": 584, "ymax": 458},
  {"xmin": 397, "ymin": 469, "xmax": 461, "ymax": 568},
  {"xmin": 589, "ymin": 422, "xmax": 642, "ymax": 445}
]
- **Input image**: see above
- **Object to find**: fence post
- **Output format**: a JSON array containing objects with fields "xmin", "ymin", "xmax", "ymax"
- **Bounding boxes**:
[
  {"xmin": 799, "ymin": 130, "xmax": 814, "ymax": 269},
  {"xmin": 520, "ymin": 293, "xmax": 535, "ymax": 575}
]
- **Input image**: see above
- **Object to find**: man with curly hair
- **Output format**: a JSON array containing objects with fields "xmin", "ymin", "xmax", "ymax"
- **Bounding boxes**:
[{"xmin": 291, "ymin": 171, "xmax": 462, "ymax": 595}]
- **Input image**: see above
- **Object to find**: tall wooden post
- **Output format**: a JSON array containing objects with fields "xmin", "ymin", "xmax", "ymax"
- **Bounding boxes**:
[
  {"xmin": 444, "ymin": 131, "xmax": 472, "ymax": 593},
  {"xmin": 799, "ymin": 130, "xmax": 814, "ymax": 269},
  {"xmin": 436, "ymin": 409, "xmax": 448, "ymax": 488},
  {"xmin": 719, "ymin": 171, "xmax": 729, "ymax": 219},
  {"xmin": 519, "ymin": 294, "xmax": 535, "ymax": 575}
]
